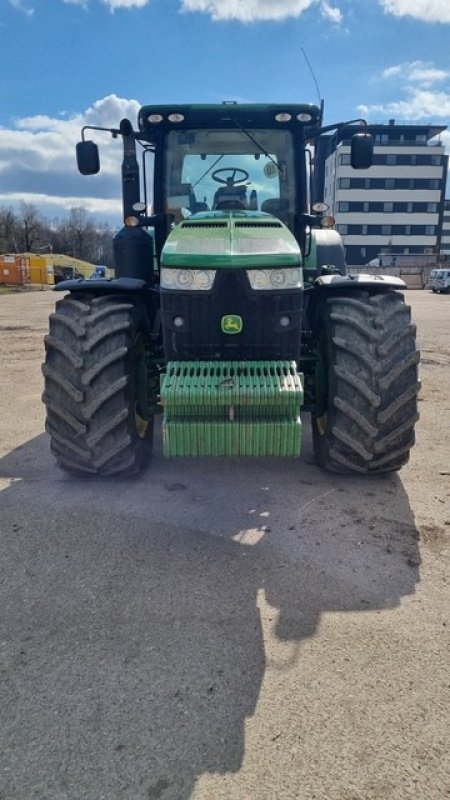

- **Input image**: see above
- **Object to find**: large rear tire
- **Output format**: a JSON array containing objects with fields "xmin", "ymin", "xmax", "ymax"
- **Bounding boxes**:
[
  {"xmin": 312, "ymin": 290, "xmax": 420, "ymax": 474},
  {"xmin": 42, "ymin": 293, "xmax": 154, "ymax": 476}
]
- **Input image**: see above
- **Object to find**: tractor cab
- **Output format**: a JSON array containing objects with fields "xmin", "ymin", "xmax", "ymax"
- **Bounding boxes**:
[{"xmin": 136, "ymin": 104, "xmax": 321, "ymax": 252}]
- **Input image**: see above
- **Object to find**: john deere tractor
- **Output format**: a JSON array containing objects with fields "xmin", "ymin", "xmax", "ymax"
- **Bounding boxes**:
[{"xmin": 42, "ymin": 103, "xmax": 419, "ymax": 475}]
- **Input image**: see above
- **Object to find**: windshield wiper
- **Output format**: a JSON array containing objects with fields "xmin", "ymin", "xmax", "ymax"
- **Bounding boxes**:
[
  {"xmin": 233, "ymin": 120, "xmax": 282, "ymax": 174},
  {"xmin": 192, "ymin": 154, "xmax": 225, "ymax": 189}
]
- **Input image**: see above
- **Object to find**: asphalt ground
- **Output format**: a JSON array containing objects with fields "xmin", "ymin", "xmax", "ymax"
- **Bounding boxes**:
[{"xmin": 0, "ymin": 289, "xmax": 449, "ymax": 800}]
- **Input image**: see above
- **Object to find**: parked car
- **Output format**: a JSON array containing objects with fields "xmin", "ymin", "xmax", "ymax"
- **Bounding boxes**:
[
  {"xmin": 54, "ymin": 265, "xmax": 84, "ymax": 284},
  {"xmin": 429, "ymin": 268, "xmax": 450, "ymax": 293},
  {"xmin": 88, "ymin": 266, "xmax": 108, "ymax": 279}
]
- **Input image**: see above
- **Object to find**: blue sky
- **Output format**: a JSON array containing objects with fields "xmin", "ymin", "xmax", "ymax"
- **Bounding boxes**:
[{"xmin": 1, "ymin": 0, "xmax": 450, "ymax": 225}]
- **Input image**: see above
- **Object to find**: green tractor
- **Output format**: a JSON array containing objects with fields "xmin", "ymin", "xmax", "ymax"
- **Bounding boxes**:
[{"xmin": 42, "ymin": 103, "xmax": 419, "ymax": 475}]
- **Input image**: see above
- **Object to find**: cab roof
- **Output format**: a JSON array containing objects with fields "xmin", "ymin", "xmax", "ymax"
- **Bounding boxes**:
[{"xmin": 138, "ymin": 103, "xmax": 322, "ymax": 136}]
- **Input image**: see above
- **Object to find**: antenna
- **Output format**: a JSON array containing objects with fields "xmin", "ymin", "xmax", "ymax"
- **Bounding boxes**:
[{"xmin": 301, "ymin": 47, "xmax": 322, "ymax": 106}]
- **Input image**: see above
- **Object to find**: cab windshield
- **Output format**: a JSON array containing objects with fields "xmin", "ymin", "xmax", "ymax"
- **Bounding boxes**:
[{"xmin": 163, "ymin": 128, "xmax": 297, "ymax": 229}]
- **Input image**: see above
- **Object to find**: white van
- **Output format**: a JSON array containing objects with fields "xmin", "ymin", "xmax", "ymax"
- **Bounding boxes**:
[{"xmin": 429, "ymin": 269, "xmax": 450, "ymax": 294}]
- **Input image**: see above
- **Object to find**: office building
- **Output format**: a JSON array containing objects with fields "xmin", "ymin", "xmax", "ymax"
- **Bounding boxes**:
[
  {"xmin": 441, "ymin": 199, "xmax": 450, "ymax": 256},
  {"xmin": 316, "ymin": 121, "xmax": 448, "ymax": 266}
]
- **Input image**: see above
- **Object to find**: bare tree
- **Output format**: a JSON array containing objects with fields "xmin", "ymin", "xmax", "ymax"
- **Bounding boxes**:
[
  {"xmin": 0, "ymin": 207, "xmax": 19, "ymax": 253},
  {"xmin": 17, "ymin": 203, "xmax": 46, "ymax": 252},
  {"xmin": 64, "ymin": 207, "xmax": 98, "ymax": 261},
  {"xmin": 0, "ymin": 204, "xmax": 115, "ymax": 266}
]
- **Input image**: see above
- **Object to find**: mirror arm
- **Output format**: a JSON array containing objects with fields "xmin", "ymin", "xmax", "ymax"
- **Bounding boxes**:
[
  {"xmin": 81, "ymin": 124, "xmax": 121, "ymax": 142},
  {"xmin": 308, "ymin": 118, "xmax": 367, "ymax": 140}
]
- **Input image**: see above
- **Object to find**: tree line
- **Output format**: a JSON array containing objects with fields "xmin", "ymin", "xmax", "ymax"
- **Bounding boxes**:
[{"xmin": 0, "ymin": 203, "xmax": 116, "ymax": 266}]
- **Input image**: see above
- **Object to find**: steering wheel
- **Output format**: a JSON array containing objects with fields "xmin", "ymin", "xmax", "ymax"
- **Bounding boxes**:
[{"xmin": 212, "ymin": 168, "xmax": 249, "ymax": 186}]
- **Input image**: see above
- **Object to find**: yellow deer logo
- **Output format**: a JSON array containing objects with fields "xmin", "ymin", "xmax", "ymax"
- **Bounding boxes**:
[{"xmin": 221, "ymin": 315, "xmax": 243, "ymax": 334}]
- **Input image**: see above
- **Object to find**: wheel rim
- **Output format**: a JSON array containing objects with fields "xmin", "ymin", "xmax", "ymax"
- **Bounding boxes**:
[
  {"xmin": 315, "ymin": 413, "xmax": 328, "ymax": 437},
  {"xmin": 134, "ymin": 334, "xmax": 149, "ymax": 439},
  {"xmin": 314, "ymin": 335, "xmax": 328, "ymax": 436}
]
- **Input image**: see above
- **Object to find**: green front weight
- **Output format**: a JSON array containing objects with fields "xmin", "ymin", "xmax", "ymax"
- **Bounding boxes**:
[{"xmin": 161, "ymin": 361, "xmax": 304, "ymax": 457}]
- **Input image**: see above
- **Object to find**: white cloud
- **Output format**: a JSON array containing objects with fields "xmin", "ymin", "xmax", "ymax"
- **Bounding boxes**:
[
  {"xmin": 363, "ymin": 61, "xmax": 450, "ymax": 121},
  {"xmin": 358, "ymin": 90, "xmax": 450, "ymax": 120},
  {"xmin": 61, "ymin": 0, "xmax": 345, "ymax": 19},
  {"xmin": 0, "ymin": 95, "xmax": 141, "ymax": 223},
  {"xmin": 320, "ymin": 0, "xmax": 342, "ymax": 24},
  {"xmin": 181, "ymin": 0, "xmax": 317, "ymax": 22},
  {"xmin": 9, "ymin": 0, "xmax": 34, "ymax": 16},
  {"xmin": 63, "ymin": 0, "xmax": 149, "ymax": 8},
  {"xmin": 381, "ymin": 65, "xmax": 403, "ymax": 79},
  {"xmin": 380, "ymin": 0, "xmax": 450, "ymax": 23},
  {"xmin": 0, "ymin": 192, "xmax": 122, "ymax": 218},
  {"xmin": 381, "ymin": 61, "xmax": 449, "ymax": 87},
  {"xmin": 58, "ymin": 0, "xmax": 450, "ymax": 20},
  {"xmin": 103, "ymin": 0, "xmax": 149, "ymax": 8}
]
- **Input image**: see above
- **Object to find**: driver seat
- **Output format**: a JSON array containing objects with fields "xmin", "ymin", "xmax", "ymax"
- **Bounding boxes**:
[{"xmin": 213, "ymin": 182, "xmax": 247, "ymax": 210}]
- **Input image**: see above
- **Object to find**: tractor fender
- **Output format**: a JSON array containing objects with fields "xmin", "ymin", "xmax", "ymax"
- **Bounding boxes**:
[
  {"xmin": 304, "ymin": 273, "xmax": 406, "ymax": 333},
  {"xmin": 53, "ymin": 277, "xmax": 159, "ymax": 294},
  {"xmin": 314, "ymin": 273, "xmax": 406, "ymax": 290},
  {"xmin": 52, "ymin": 277, "xmax": 160, "ymax": 340}
]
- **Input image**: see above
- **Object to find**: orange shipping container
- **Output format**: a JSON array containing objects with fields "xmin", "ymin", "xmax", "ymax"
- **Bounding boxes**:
[{"xmin": 0, "ymin": 256, "xmax": 30, "ymax": 286}]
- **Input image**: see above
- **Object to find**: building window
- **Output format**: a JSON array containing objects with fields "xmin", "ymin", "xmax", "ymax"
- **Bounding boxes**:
[
  {"xmin": 338, "ymin": 201, "xmax": 349, "ymax": 212},
  {"xmin": 382, "ymin": 225, "xmax": 392, "ymax": 235},
  {"xmin": 405, "ymin": 225, "xmax": 411, "ymax": 235},
  {"xmin": 386, "ymin": 154, "xmax": 396, "ymax": 166},
  {"xmin": 339, "ymin": 154, "xmax": 351, "ymax": 165},
  {"xmin": 385, "ymin": 178, "xmax": 395, "ymax": 190},
  {"xmin": 427, "ymin": 203, "xmax": 438, "ymax": 213},
  {"xmin": 338, "ymin": 224, "xmax": 348, "ymax": 234},
  {"xmin": 407, "ymin": 202, "xmax": 413, "ymax": 213},
  {"xmin": 384, "ymin": 202, "xmax": 394, "ymax": 213},
  {"xmin": 339, "ymin": 178, "xmax": 350, "ymax": 189},
  {"xmin": 431, "ymin": 155, "xmax": 442, "ymax": 166},
  {"xmin": 361, "ymin": 224, "xmax": 368, "ymax": 235},
  {"xmin": 363, "ymin": 202, "xmax": 369, "ymax": 212},
  {"xmin": 425, "ymin": 226, "xmax": 435, "ymax": 235},
  {"xmin": 429, "ymin": 179, "xmax": 440, "ymax": 189}
]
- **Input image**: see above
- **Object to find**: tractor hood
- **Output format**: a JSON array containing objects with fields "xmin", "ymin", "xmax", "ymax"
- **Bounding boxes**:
[{"xmin": 161, "ymin": 210, "xmax": 301, "ymax": 269}]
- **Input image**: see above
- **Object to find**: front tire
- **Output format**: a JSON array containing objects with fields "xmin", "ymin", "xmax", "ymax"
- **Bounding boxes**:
[
  {"xmin": 312, "ymin": 290, "xmax": 420, "ymax": 474},
  {"xmin": 43, "ymin": 293, "xmax": 154, "ymax": 476}
]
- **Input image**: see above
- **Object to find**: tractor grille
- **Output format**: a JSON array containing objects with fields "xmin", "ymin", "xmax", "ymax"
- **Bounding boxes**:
[{"xmin": 161, "ymin": 269, "xmax": 302, "ymax": 362}]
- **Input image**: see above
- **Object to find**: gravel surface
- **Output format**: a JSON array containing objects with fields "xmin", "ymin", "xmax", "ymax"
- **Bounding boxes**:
[{"xmin": 0, "ymin": 288, "xmax": 449, "ymax": 800}]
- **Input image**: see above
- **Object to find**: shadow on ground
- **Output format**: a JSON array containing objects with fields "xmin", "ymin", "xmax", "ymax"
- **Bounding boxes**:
[{"xmin": 0, "ymin": 424, "xmax": 420, "ymax": 800}]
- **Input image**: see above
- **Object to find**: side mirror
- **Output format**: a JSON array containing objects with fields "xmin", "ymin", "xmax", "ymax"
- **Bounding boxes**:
[
  {"xmin": 76, "ymin": 140, "xmax": 100, "ymax": 175},
  {"xmin": 350, "ymin": 132, "xmax": 374, "ymax": 169}
]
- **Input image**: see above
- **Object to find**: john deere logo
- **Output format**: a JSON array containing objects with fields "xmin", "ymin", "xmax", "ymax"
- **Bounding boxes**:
[{"xmin": 221, "ymin": 314, "xmax": 243, "ymax": 335}]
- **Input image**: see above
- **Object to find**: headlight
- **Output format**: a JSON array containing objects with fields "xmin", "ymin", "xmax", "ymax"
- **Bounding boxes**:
[
  {"xmin": 160, "ymin": 267, "xmax": 216, "ymax": 291},
  {"xmin": 247, "ymin": 268, "xmax": 303, "ymax": 290}
]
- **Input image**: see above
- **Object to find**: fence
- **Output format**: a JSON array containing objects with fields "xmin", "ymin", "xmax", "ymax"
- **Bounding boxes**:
[{"xmin": 346, "ymin": 264, "xmax": 436, "ymax": 289}]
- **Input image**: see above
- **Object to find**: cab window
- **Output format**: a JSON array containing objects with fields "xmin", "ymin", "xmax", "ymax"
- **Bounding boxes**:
[{"xmin": 163, "ymin": 128, "xmax": 297, "ymax": 229}]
